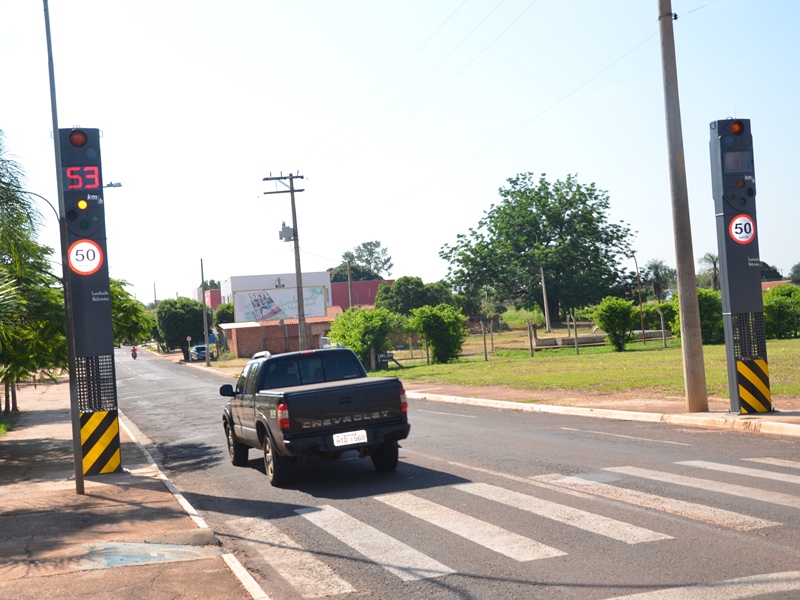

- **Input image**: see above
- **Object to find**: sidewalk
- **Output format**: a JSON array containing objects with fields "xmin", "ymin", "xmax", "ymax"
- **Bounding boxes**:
[
  {"xmin": 2, "ymin": 376, "xmax": 798, "ymax": 600},
  {"xmin": 0, "ymin": 380, "xmax": 266, "ymax": 600}
]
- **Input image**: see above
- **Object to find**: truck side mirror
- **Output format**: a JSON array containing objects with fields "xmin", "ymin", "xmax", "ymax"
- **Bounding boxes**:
[{"xmin": 219, "ymin": 384, "xmax": 235, "ymax": 397}]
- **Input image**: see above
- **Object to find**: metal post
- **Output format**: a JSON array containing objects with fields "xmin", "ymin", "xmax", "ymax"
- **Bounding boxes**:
[
  {"xmin": 658, "ymin": 0, "xmax": 708, "ymax": 412},
  {"xmin": 43, "ymin": 0, "xmax": 83, "ymax": 494},
  {"xmin": 540, "ymin": 267, "xmax": 551, "ymax": 333}
]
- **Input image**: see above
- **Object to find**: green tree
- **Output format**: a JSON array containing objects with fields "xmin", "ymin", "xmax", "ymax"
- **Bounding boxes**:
[
  {"xmin": 760, "ymin": 261, "xmax": 782, "ymax": 281},
  {"xmin": 440, "ymin": 173, "xmax": 632, "ymax": 319},
  {"xmin": 110, "ymin": 279, "xmax": 156, "ymax": 345},
  {"xmin": 408, "ymin": 304, "xmax": 468, "ymax": 364},
  {"xmin": 593, "ymin": 296, "xmax": 634, "ymax": 352},
  {"xmin": 328, "ymin": 307, "xmax": 397, "ymax": 368},
  {"xmin": 328, "ymin": 262, "xmax": 382, "ymax": 283},
  {"xmin": 789, "ymin": 263, "xmax": 800, "ymax": 285},
  {"xmin": 202, "ymin": 279, "xmax": 221, "ymax": 290},
  {"xmin": 213, "ymin": 302, "xmax": 235, "ymax": 326},
  {"xmin": 342, "ymin": 241, "xmax": 393, "ymax": 277},
  {"xmin": 375, "ymin": 277, "xmax": 456, "ymax": 316},
  {"xmin": 155, "ymin": 297, "xmax": 207, "ymax": 360},
  {"xmin": 698, "ymin": 252, "xmax": 720, "ymax": 291},
  {"xmin": 643, "ymin": 259, "xmax": 675, "ymax": 302}
]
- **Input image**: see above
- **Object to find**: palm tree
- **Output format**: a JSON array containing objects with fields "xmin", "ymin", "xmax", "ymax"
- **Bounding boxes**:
[
  {"xmin": 643, "ymin": 259, "xmax": 676, "ymax": 301},
  {"xmin": 699, "ymin": 252, "xmax": 720, "ymax": 291}
]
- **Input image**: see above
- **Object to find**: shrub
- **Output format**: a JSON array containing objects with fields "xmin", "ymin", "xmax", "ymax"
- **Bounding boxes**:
[
  {"xmin": 763, "ymin": 285, "xmax": 800, "ymax": 339},
  {"xmin": 669, "ymin": 288, "xmax": 724, "ymax": 345},
  {"xmin": 328, "ymin": 307, "xmax": 398, "ymax": 368},
  {"xmin": 593, "ymin": 296, "xmax": 635, "ymax": 352},
  {"xmin": 408, "ymin": 304, "xmax": 468, "ymax": 364}
]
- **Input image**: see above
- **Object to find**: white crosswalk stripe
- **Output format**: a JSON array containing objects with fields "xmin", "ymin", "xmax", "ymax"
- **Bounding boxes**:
[
  {"xmin": 606, "ymin": 570, "xmax": 800, "ymax": 599},
  {"xmin": 743, "ymin": 457, "xmax": 800, "ymax": 470},
  {"xmin": 531, "ymin": 474, "xmax": 778, "ymax": 531},
  {"xmin": 227, "ymin": 516, "xmax": 355, "ymax": 598},
  {"xmin": 295, "ymin": 505, "xmax": 455, "ymax": 582},
  {"xmin": 456, "ymin": 482, "xmax": 671, "ymax": 543},
  {"xmin": 677, "ymin": 460, "xmax": 800, "ymax": 485},
  {"xmin": 375, "ymin": 492, "xmax": 565, "ymax": 561},
  {"xmin": 605, "ymin": 466, "xmax": 800, "ymax": 509}
]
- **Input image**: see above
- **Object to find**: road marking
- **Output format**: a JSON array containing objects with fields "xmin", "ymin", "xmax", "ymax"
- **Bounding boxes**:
[
  {"xmin": 227, "ymin": 516, "xmax": 355, "ymax": 598},
  {"xmin": 416, "ymin": 409, "xmax": 477, "ymax": 418},
  {"xmin": 456, "ymin": 482, "xmax": 671, "ymax": 544},
  {"xmin": 743, "ymin": 457, "xmax": 800, "ymax": 470},
  {"xmin": 606, "ymin": 570, "xmax": 800, "ymax": 599},
  {"xmin": 532, "ymin": 474, "xmax": 778, "ymax": 531},
  {"xmin": 560, "ymin": 427, "xmax": 691, "ymax": 446},
  {"xmin": 605, "ymin": 466, "xmax": 800, "ymax": 509},
  {"xmin": 295, "ymin": 505, "xmax": 455, "ymax": 582},
  {"xmin": 677, "ymin": 460, "xmax": 800, "ymax": 486},
  {"xmin": 375, "ymin": 492, "xmax": 564, "ymax": 562}
]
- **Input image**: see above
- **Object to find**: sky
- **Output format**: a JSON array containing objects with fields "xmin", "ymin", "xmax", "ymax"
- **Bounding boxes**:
[{"xmin": 2, "ymin": 0, "xmax": 797, "ymax": 303}]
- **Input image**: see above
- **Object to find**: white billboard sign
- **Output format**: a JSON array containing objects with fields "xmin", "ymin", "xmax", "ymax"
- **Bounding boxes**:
[{"xmin": 234, "ymin": 286, "xmax": 327, "ymax": 322}]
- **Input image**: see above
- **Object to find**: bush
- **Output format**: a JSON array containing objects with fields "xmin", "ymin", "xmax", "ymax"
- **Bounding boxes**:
[
  {"xmin": 408, "ymin": 304, "xmax": 468, "ymax": 364},
  {"xmin": 593, "ymin": 296, "xmax": 635, "ymax": 352},
  {"xmin": 328, "ymin": 307, "xmax": 398, "ymax": 368},
  {"xmin": 642, "ymin": 301, "xmax": 677, "ymax": 333},
  {"xmin": 763, "ymin": 284, "xmax": 800, "ymax": 339},
  {"xmin": 669, "ymin": 288, "xmax": 724, "ymax": 345}
]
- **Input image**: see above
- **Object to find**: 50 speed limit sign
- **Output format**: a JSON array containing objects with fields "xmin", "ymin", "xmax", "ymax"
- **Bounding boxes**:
[
  {"xmin": 68, "ymin": 239, "xmax": 104, "ymax": 276},
  {"xmin": 729, "ymin": 214, "xmax": 756, "ymax": 245}
]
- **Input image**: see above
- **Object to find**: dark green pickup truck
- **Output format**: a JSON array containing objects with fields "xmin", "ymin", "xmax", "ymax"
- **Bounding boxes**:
[{"xmin": 220, "ymin": 347, "xmax": 410, "ymax": 486}]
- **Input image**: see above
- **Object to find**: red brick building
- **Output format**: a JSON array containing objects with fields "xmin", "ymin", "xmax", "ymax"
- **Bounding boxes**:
[{"xmin": 331, "ymin": 280, "xmax": 392, "ymax": 310}]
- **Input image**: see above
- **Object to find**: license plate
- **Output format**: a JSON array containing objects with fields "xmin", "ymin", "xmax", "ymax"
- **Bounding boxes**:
[{"xmin": 333, "ymin": 430, "xmax": 368, "ymax": 447}]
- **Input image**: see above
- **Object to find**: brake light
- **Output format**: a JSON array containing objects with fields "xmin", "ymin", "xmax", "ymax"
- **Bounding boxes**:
[
  {"xmin": 277, "ymin": 403, "xmax": 290, "ymax": 430},
  {"xmin": 399, "ymin": 387, "xmax": 407, "ymax": 413}
]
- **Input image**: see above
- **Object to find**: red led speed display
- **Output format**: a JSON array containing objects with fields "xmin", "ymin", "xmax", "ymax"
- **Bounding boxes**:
[{"xmin": 65, "ymin": 166, "xmax": 101, "ymax": 190}]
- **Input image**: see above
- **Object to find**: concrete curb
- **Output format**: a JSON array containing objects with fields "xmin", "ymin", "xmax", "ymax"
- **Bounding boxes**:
[{"xmin": 406, "ymin": 392, "xmax": 800, "ymax": 438}]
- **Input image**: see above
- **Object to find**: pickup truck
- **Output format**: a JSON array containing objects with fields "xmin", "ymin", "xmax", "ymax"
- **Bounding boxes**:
[{"xmin": 220, "ymin": 347, "xmax": 410, "ymax": 486}]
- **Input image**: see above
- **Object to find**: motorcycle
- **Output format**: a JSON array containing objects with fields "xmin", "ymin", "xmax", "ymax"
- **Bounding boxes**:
[{"xmin": 131, "ymin": 348, "xmax": 137, "ymax": 360}]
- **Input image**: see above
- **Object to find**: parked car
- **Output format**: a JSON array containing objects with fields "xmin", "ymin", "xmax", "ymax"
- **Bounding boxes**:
[{"xmin": 190, "ymin": 345, "xmax": 207, "ymax": 361}]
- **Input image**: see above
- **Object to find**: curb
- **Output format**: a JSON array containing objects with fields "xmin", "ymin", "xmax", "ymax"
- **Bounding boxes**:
[{"xmin": 405, "ymin": 392, "xmax": 800, "ymax": 438}]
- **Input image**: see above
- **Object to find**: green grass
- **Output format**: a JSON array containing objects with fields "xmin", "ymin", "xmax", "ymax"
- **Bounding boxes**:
[
  {"xmin": 382, "ymin": 337, "xmax": 800, "ymax": 400},
  {"xmin": 0, "ymin": 414, "xmax": 15, "ymax": 438}
]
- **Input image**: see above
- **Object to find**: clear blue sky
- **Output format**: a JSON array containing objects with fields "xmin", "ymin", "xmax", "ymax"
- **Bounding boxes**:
[{"xmin": 2, "ymin": 1, "xmax": 796, "ymax": 302}]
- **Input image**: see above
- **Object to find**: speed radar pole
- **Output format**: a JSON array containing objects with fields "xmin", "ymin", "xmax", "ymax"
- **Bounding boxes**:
[
  {"xmin": 658, "ymin": 0, "xmax": 708, "ymax": 412},
  {"xmin": 709, "ymin": 119, "xmax": 772, "ymax": 414}
]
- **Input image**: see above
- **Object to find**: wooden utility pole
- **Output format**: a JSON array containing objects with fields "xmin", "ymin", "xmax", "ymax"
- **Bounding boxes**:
[
  {"xmin": 658, "ymin": 0, "xmax": 708, "ymax": 412},
  {"xmin": 263, "ymin": 173, "xmax": 307, "ymax": 350}
]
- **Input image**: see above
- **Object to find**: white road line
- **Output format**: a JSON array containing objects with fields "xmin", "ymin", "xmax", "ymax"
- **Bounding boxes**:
[
  {"xmin": 744, "ymin": 457, "xmax": 800, "ymax": 470},
  {"xmin": 416, "ymin": 409, "xmax": 477, "ymax": 418},
  {"xmin": 228, "ymin": 516, "xmax": 355, "ymax": 598},
  {"xmin": 375, "ymin": 493, "xmax": 564, "ymax": 562},
  {"xmin": 295, "ymin": 505, "xmax": 455, "ymax": 582},
  {"xmin": 531, "ymin": 474, "xmax": 778, "ymax": 531},
  {"xmin": 560, "ymin": 427, "xmax": 691, "ymax": 446},
  {"xmin": 606, "ymin": 466, "xmax": 800, "ymax": 509},
  {"xmin": 456, "ymin": 482, "xmax": 671, "ymax": 544},
  {"xmin": 677, "ymin": 460, "xmax": 800, "ymax": 486},
  {"xmin": 606, "ymin": 570, "xmax": 800, "ymax": 599}
]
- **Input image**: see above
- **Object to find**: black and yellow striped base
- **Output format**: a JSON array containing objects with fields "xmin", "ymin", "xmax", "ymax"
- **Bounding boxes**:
[
  {"xmin": 736, "ymin": 359, "xmax": 772, "ymax": 414},
  {"xmin": 80, "ymin": 410, "xmax": 122, "ymax": 475}
]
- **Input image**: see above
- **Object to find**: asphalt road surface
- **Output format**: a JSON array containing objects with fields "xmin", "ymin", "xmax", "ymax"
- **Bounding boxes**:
[{"xmin": 115, "ymin": 348, "xmax": 800, "ymax": 599}]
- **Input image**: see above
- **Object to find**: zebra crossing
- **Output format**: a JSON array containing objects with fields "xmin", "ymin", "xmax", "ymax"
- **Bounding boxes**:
[{"xmin": 226, "ymin": 456, "xmax": 800, "ymax": 598}]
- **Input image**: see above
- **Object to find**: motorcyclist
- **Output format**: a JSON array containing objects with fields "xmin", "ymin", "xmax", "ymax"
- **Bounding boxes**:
[{"xmin": 131, "ymin": 345, "xmax": 137, "ymax": 359}]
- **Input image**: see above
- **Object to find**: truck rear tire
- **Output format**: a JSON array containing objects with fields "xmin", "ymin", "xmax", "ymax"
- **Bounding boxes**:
[
  {"xmin": 263, "ymin": 434, "xmax": 291, "ymax": 486},
  {"xmin": 371, "ymin": 441, "xmax": 399, "ymax": 472},
  {"xmin": 225, "ymin": 420, "xmax": 249, "ymax": 467}
]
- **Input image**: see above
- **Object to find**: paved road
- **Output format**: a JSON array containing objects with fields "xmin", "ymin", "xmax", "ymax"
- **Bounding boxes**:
[{"xmin": 115, "ymin": 348, "xmax": 800, "ymax": 599}]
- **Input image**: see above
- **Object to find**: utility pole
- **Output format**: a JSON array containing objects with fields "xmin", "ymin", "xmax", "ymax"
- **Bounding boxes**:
[
  {"xmin": 658, "ymin": 0, "xmax": 708, "ymax": 412},
  {"xmin": 200, "ymin": 259, "xmax": 210, "ymax": 366},
  {"xmin": 264, "ymin": 173, "xmax": 307, "ymax": 350}
]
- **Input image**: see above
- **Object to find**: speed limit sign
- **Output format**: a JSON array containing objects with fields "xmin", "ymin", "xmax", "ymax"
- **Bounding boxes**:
[
  {"xmin": 68, "ymin": 239, "xmax": 104, "ymax": 275},
  {"xmin": 728, "ymin": 214, "xmax": 756, "ymax": 245}
]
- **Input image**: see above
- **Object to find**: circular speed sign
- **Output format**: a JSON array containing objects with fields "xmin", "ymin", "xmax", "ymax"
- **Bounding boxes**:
[
  {"xmin": 68, "ymin": 239, "xmax": 104, "ymax": 275},
  {"xmin": 729, "ymin": 214, "xmax": 756, "ymax": 245}
]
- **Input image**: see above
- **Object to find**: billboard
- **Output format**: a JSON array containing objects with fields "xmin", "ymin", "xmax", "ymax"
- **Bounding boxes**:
[{"xmin": 233, "ymin": 286, "xmax": 327, "ymax": 322}]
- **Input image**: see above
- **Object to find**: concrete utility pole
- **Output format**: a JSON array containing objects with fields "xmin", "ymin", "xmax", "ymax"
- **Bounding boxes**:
[
  {"xmin": 264, "ymin": 173, "xmax": 307, "ymax": 350},
  {"xmin": 657, "ymin": 0, "xmax": 709, "ymax": 412}
]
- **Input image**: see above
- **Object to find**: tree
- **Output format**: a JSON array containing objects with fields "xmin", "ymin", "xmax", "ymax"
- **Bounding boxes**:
[
  {"xmin": 698, "ymin": 252, "xmax": 720, "ymax": 291},
  {"xmin": 213, "ymin": 302, "xmax": 235, "ymax": 327},
  {"xmin": 789, "ymin": 263, "xmax": 800, "ymax": 285},
  {"xmin": 593, "ymin": 296, "xmax": 634, "ymax": 352},
  {"xmin": 642, "ymin": 259, "xmax": 675, "ymax": 302},
  {"xmin": 342, "ymin": 241, "xmax": 393, "ymax": 277},
  {"xmin": 408, "ymin": 304, "xmax": 468, "ymax": 364},
  {"xmin": 440, "ymin": 173, "xmax": 632, "ymax": 320},
  {"xmin": 374, "ymin": 277, "xmax": 455, "ymax": 316},
  {"xmin": 155, "ymin": 297, "xmax": 207, "ymax": 360},
  {"xmin": 110, "ymin": 279, "xmax": 156, "ymax": 345},
  {"xmin": 760, "ymin": 261, "xmax": 782, "ymax": 281},
  {"xmin": 328, "ymin": 262, "xmax": 382, "ymax": 283},
  {"xmin": 328, "ymin": 307, "xmax": 398, "ymax": 369},
  {"xmin": 202, "ymin": 279, "xmax": 221, "ymax": 290}
]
